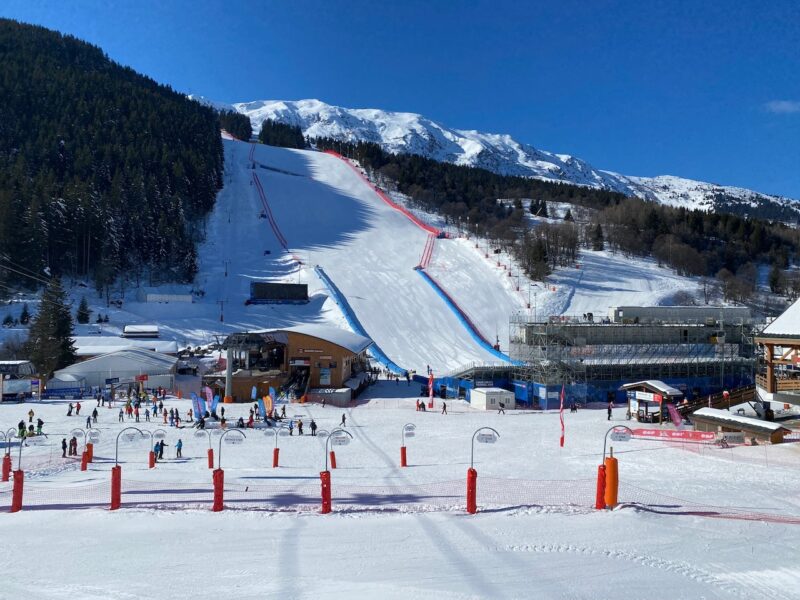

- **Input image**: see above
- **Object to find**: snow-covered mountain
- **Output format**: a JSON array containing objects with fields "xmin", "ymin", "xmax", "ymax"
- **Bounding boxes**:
[{"xmin": 196, "ymin": 96, "xmax": 800, "ymax": 221}]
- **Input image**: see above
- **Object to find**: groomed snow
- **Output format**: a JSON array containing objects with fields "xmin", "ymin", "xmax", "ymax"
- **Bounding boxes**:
[{"xmin": 2, "ymin": 384, "xmax": 800, "ymax": 599}]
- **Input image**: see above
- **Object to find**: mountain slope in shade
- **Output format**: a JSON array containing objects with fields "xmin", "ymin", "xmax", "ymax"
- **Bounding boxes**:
[{"xmin": 203, "ymin": 97, "xmax": 800, "ymax": 222}]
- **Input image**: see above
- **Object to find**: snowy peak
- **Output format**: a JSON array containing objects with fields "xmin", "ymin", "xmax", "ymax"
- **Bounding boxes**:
[{"xmin": 224, "ymin": 98, "xmax": 800, "ymax": 221}]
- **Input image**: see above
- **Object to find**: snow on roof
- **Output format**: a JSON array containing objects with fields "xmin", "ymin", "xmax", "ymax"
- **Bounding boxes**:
[
  {"xmin": 72, "ymin": 336, "xmax": 178, "ymax": 356},
  {"xmin": 761, "ymin": 298, "xmax": 800, "ymax": 338},
  {"xmin": 619, "ymin": 380, "xmax": 683, "ymax": 397},
  {"xmin": 0, "ymin": 360, "xmax": 32, "ymax": 365},
  {"xmin": 58, "ymin": 348, "xmax": 178, "ymax": 375},
  {"xmin": 692, "ymin": 408, "xmax": 791, "ymax": 433},
  {"xmin": 271, "ymin": 324, "xmax": 372, "ymax": 354},
  {"xmin": 123, "ymin": 325, "xmax": 160, "ymax": 333}
]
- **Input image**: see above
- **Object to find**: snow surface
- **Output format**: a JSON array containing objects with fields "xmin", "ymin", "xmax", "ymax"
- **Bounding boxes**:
[
  {"xmin": 220, "ymin": 98, "xmax": 800, "ymax": 218},
  {"xmin": 3, "ymin": 386, "xmax": 800, "ymax": 599}
]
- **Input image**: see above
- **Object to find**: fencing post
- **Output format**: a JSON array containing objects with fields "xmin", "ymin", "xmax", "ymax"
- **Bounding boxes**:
[
  {"xmin": 603, "ymin": 449, "xmax": 619, "ymax": 509},
  {"xmin": 400, "ymin": 446, "xmax": 407, "ymax": 467},
  {"xmin": 207, "ymin": 448, "xmax": 214, "ymax": 469},
  {"xmin": 80, "ymin": 450, "xmax": 88, "ymax": 471},
  {"xmin": 110, "ymin": 465, "xmax": 121, "ymax": 510},
  {"xmin": 595, "ymin": 464, "xmax": 607, "ymax": 509},
  {"xmin": 148, "ymin": 450, "xmax": 155, "ymax": 469},
  {"xmin": 212, "ymin": 468, "xmax": 224, "ymax": 512},
  {"xmin": 466, "ymin": 467, "xmax": 477, "ymax": 514},
  {"xmin": 2, "ymin": 454, "xmax": 11, "ymax": 482},
  {"xmin": 10, "ymin": 469, "xmax": 23, "ymax": 512},
  {"xmin": 329, "ymin": 450, "xmax": 337, "ymax": 469},
  {"xmin": 273, "ymin": 447, "xmax": 280, "ymax": 468},
  {"xmin": 320, "ymin": 470, "xmax": 331, "ymax": 514},
  {"xmin": 86, "ymin": 442, "xmax": 94, "ymax": 462}
]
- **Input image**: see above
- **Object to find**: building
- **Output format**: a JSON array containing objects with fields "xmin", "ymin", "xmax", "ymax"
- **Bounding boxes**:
[
  {"xmin": 691, "ymin": 408, "xmax": 792, "ymax": 444},
  {"xmin": 204, "ymin": 324, "xmax": 373, "ymax": 401},
  {"xmin": 508, "ymin": 308, "xmax": 758, "ymax": 408},
  {"xmin": 608, "ymin": 306, "xmax": 751, "ymax": 324},
  {"xmin": 0, "ymin": 360, "xmax": 38, "ymax": 400},
  {"xmin": 470, "ymin": 387, "xmax": 515, "ymax": 410},
  {"xmin": 620, "ymin": 380, "xmax": 683, "ymax": 423},
  {"xmin": 754, "ymin": 297, "xmax": 800, "ymax": 416},
  {"xmin": 72, "ymin": 336, "xmax": 179, "ymax": 360},
  {"xmin": 50, "ymin": 347, "xmax": 178, "ymax": 391},
  {"xmin": 122, "ymin": 325, "xmax": 160, "ymax": 338}
]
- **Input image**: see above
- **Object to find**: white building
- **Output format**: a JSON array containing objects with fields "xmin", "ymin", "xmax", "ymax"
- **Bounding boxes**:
[
  {"xmin": 72, "ymin": 336, "xmax": 178, "ymax": 359},
  {"xmin": 470, "ymin": 387, "xmax": 515, "ymax": 410},
  {"xmin": 50, "ymin": 348, "xmax": 178, "ymax": 391}
]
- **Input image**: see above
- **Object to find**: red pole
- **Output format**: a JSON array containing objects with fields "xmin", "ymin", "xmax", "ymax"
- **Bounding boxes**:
[
  {"xmin": 10, "ymin": 469, "xmax": 23, "ymax": 512},
  {"xmin": 80, "ymin": 451, "xmax": 88, "ymax": 472},
  {"xmin": 595, "ymin": 464, "xmax": 607, "ymax": 510},
  {"xmin": 212, "ymin": 468, "xmax": 224, "ymax": 512},
  {"xmin": 272, "ymin": 447, "xmax": 280, "ymax": 468},
  {"xmin": 2, "ymin": 454, "xmax": 12, "ymax": 482},
  {"xmin": 207, "ymin": 448, "xmax": 214, "ymax": 469},
  {"xmin": 400, "ymin": 446, "xmax": 407, "ymax": 467},
  {"xmin": 110, "ymin": 465, "xmax": 121, "ymax": 510},
  {"xmin": 466, "ymin": 468, "xmax": 478, "ymax": 514},
  {"xmin": 148, "ymin": 450, "xmax": 155, "ymax": 469},
  {"xmin": 329, "ymin": 450, "xmax": 337, "ymax": 469},
  {"xmin": 320, "ymin": 470, "xmax": 331, "ymax": 514},
  {"xmin": 86, "ymin": 442, "xmax": 94, "ymax": 463}
]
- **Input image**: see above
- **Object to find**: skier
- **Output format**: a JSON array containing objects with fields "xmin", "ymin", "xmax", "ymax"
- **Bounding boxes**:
[
  {"xmin": 176, "ymin": 439, "xmax": 183, "ymax": 458},
  {"xmin": 134, "ymin": 406, "xmax": 140, "ymax": 423},
  {"xmin": 17, "ymin": 421, "xmax": 25, "ymax": 438},
  {"xmin": 405, "ymin": 371, "xmax": 410, "ymax": 386},
  {"xmin": 75, "ymin": 401, "xmax": 81, "ymax": 416},
  {"xmin": 187, "ymin": 408, "xmax": 193, "ymax": 422},
  {"xmin": 607, "ymin": 401, "xmax": 613, "ymax": 421},
  {"xmin": 168, "ymin": 409, "xmax": 174, "ymax": 427},
  {"xmin": 340, "ymin": 413, "xmax": 346, "ymax": 427},
  {"xmin": 118, "ymin": 408, "xmax": 124, "ymax": 423},
  {"xmin": 36, "ymin": 418, "xmax": 44, "ymax": 435},
  {"xmin": 497, "ymin": 402, "xmax": 506, "ymax": 415},
  {"xmin": 288, "ymin": 420, "xmax": 294, "ymax": 436},
  {"xmin": 61, "ymin": 438, "xmax": 67, "ymax": 458},
  {"xmin": 158, "ymin": 440, "xmax": 167, "ymax": 460},
  {"xmin": 153, "ymin": 441, "xmax": 160, "ymax": 463},
  {"xmin": 281, "ymin": 405, "xmax": 286, "ymax": 419},
  {"xmin": 310, "ymin": 419, "xmax": 317, "ymax": 436},
  {"xmin": 92, "ymin": 407, "xmax": 98, "ymax": 423},
  {"xmin": 297, "ymin": 419, "xmax": 304, "ymax": 435},
  {"xmin": 163, "ymin": 408, "xmax": 168, "ymax": 424},
  {"xmin": 441, "ymin": 402, "xmax": 447, "ymax": 415},
  {"xmin": 69, "ymin": 436, "xmax": 78, "ymax": 456},
  {"xmin": 220, "ymin": 406, "xmax": 225, "ymax": 419},
  {"xmin": 67, "ymin": 403, "xmax": 74, "ymax": 417},
  {"xmin": 28, "ymin": 409, "xmax": 34, "ymax": 423},
  {"xmin": 86, "ymin": 415, "xmax": 91, "ymax": 429},
  {"xmin": 145, "ymin": 408, "xmax": 150, "ymax": 422}
]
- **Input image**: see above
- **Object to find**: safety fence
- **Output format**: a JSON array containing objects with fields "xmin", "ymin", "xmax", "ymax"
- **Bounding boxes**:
[
  {"xmin": 323, "ymin": 150, "xmax": 440, "ymax": 236},
  {"xmin": 418, "ymin": 233, "xmax": 436, "ymax": 269},
  {"xmin": 1, "ymin": 475, "xmax": 798, "ymax": 524},
  {"xmin": 313, "ymin": 266, "xmax": 407, "ymax": 376}
]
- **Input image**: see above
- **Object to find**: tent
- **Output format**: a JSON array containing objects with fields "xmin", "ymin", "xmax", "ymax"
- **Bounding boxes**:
[{"xmin": 52, "ymin": 348, "xmax": 177, "ymax": 390}]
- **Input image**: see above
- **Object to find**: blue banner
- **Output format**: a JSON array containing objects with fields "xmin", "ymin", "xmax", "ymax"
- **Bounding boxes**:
[
  {"xmin": 257, "ymin": 397, "xmax": 267, "ymax": 420},
  {"xmin": 210, "ymin": 394, "xmax": 220, "ymax": 413}
]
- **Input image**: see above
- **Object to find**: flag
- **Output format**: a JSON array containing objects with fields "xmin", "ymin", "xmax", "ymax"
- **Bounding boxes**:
[
  {"xmin": 251, "ymin": 386, "xmax": 257, "ymax": 401},
  {"xmin": 257, "ymin": 397, "xmax": 267, "ymax": 420},
  {"xmin": 203, "ymin": 386, "xmax": 213, "ymax": 405},
  {"xmin": 428, "ymin": 372, "xmax": 434, "ymax": 400},
  {"xmin": 559, "ymin": 384, "xmax": 565, "ymax": 447},
  {"xmin": 210, "ymin": 394, "xmax": 220, "ymax": 413}
]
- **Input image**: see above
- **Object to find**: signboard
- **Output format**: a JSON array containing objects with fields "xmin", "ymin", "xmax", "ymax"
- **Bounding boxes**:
[
  {"xmin": 476, "ymin": 432, "xmax": 497, "ymax": 444},
  {"xmin": 404, "ymin": 424, "xmax": 417, "ymax": 438},
  {"xmin": 224, "ymin": 435, "xmax": 244, "ymax": 445},
  {"xmin": 629, "ymin": 399, "xmax": 639, "ymax": 413},
  {"xmin": 609, "ymin": 428, "xmax": 631, "ymax": 442},
  {"xmin": 194, "ymin": 430, "xmax": 207, "ymax": 439},
  {"xmin": 319, "ymin": 368, "xmax": 331, "ymax": 386},
  {"xmin": 635, "ymin": 391, "xmax": 654, "ymax": 401},
  {"xmin": 278, "ymin": 429, "xmax": 291, "ymax": 437},
  {"xmin": 25, "ymin": 435, "xmax": 47, "ymax": 446},
  {"xmin": 633, "ymin": 429, "xmax": 716, "ymax": 442},
  {"xmin": 475, "ymin": 380, "xmax": 492, "ymax": 387},
  {"xmin": 105, "ymin": 377, "xmax": 120, "ymax": 385},
  {"xmin": 547, "ymin": 391, "xmax": 560, "ymax": 399},
  {"xmin": 122, "ymin": 432, "xmax": 139, "ymax": 442},
  {"xmin": 42, "ymin": 388, "xmax": 82, "ymax": 399},
  {"xmin": 403, "ymin": 430, "xmax": 415, "ymax": 438},
  {"xmin": 88, "ymin": 431, "xmax": 101, "ymax": 443},
  {"xmin": 135, "ymin": 374, "xmax": 149, "ymax": 382},
  {"xmin": 153, "ymin": 431, "xmax": 166, "ymax": 440},
  {"xmin": 289, "ymin": 358, "xmax": 310, "ymax": 367},
  {"xmin": 331, "ymin": 435, "xmax": 350, "ymax": 446}
]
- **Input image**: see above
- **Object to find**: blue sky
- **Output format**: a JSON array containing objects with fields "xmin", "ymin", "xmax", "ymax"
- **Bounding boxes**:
[{"xmin": 3, "ymin": 0, "xmax": 799, "ymax": 196}]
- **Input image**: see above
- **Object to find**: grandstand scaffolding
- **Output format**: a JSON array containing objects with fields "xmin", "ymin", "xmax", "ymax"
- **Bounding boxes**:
[{"xmin": 509, "ymin": 310, "xmax": 758, "ymax": 408}]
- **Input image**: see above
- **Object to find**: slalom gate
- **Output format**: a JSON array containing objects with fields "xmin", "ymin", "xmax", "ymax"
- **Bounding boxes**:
[{"xmin": 1, "ymin": 476, "xmax": 799, "ymax": 523}]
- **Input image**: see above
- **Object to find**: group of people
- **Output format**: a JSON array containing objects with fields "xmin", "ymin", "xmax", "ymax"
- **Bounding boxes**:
[{"xmin": 61, "ymin": 436, "xmax": 80, "ymax": 457}]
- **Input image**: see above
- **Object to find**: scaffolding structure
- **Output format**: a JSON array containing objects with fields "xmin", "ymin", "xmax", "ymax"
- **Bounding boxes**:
[{"xmin": 509, "ymin": 312, "xmax": 758, "ymax": 406}]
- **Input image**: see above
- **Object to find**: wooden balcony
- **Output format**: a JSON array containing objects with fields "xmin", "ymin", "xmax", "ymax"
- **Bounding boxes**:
[{"xmin": 756, "ymin": 374, "xmax": 800, "ymax": 393}]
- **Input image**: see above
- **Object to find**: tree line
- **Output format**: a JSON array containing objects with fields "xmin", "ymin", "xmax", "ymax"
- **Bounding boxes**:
[{"xmin": 0, "ymin": 19, "xmax": 226, "ymax": 298}]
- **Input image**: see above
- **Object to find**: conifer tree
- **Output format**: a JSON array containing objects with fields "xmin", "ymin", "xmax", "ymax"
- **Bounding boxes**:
[
  {"xmin": 19, "ymin": 303, "xmax": 30, "ymax": 325},
  {"xmin": 26, "ymin": 277, "xmax": 76, "ymax": 379},
  {"xmin": 76, "ymin": 296, "xmax": 91, "ymax": 324},
  {"xmin": 564, "ymin": 208, "xmax": 574, "ymax": 222},
  {"xmin": 591, "ymin": 223, "xmax": 604, "ymax": 251}
]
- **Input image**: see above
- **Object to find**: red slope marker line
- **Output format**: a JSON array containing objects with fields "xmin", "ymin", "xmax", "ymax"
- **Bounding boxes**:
[
  {"xmin": 252, "ymin": 171, "xmax": 289, "ymax": 251},
  {"xmin": 418, "ymin": 233, "xmax": 436, "ymax": 269},
  {"xmin": 323, "ymin": 150, "xmax": 440, "ymax": 236}
]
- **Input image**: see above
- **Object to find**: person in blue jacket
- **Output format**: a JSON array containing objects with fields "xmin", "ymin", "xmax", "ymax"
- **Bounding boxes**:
[{"xmin": 175, "ymin": 439, "xmax": 183, "ymax": 458}]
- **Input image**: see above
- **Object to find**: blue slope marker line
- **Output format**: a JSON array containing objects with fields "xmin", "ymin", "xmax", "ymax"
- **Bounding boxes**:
[
  {"xmin": 314, "ymin": 266, "xmax": 407, "ymax": 375},
  {"xmin": 415, "ymin": 268, "xmax": 522, "ymax": 366}
]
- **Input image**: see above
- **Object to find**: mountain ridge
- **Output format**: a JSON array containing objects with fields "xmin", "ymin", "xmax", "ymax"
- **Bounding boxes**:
[{"xmin": 192, "ymin": 96, "xmax": 800, "ymax": 222}]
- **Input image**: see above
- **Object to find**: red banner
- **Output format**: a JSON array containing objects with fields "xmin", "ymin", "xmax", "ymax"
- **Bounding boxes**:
[
  {"xmin": 135, "ymin": 374, "xmax": 149, "ymax": 382},
  {"xmin": 633, "ymin": 428, "xmax": 715, "ymax": 442}
]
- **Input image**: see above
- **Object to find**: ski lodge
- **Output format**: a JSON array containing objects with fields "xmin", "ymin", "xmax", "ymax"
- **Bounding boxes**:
[
  {"xmin": 755, "ymin": 297, "xmax": 800, "ymax": 411},
  {"xmin": 203, "ymin": 324, "xmax": 373, "ymax": 402}
]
